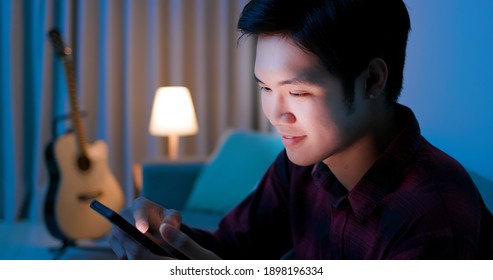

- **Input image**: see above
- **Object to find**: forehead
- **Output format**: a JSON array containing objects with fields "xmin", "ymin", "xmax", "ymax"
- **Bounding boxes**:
[{"xmin": 254, "ymin": 34, "xmax": 331, "ymax": 85}]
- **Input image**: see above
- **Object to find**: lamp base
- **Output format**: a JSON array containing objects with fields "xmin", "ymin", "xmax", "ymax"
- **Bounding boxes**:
[{"xmin": 168, "ymin": 135, "xmax": 179, "ymax": 160}]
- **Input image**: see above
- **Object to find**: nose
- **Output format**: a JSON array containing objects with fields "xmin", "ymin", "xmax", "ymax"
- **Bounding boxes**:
[
  {"xmin": 262, "ymin": 92, "xmax": 296, "ymax": 126},
  {"xmin": 277, "ymin": 112, "xmax": 296, "ymax": 124}
]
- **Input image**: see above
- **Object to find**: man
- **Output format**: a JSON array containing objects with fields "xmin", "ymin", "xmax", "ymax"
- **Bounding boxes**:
[{"xmin": 110, "ymin": 0, "xmax": 493, "ymax": 259}]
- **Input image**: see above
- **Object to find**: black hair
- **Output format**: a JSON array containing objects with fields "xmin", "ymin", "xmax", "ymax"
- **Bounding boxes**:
[{"xmin": 237, "ymin": 0, "xmax": 411, "ymax": 106}]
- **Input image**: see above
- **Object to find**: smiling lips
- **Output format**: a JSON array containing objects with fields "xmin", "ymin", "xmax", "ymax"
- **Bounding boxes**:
[{"xmin": 281, "ymin": 134, "xmax": 306, "ymax": 147}]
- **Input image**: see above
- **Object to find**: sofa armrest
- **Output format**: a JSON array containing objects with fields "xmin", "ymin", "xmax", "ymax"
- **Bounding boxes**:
[{"xmin": 142, "ymin": 160, "xmax": 205, "ymax": 210}]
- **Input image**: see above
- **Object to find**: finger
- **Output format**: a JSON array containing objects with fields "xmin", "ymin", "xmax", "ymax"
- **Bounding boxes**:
[
  {"xmin": 112, "ymin": 226, "xmax": 152, "ymax": 260},
  {"xmin": 163, "ymin": 209, "xmax": 182, "ymax": 228},
  {"xmin": 132, "ymin": 197, "xmax": 150, "ymax": 233},
  {"xmin": 159, "ymin": 223, "xmax": 221, "ymax": 260}
]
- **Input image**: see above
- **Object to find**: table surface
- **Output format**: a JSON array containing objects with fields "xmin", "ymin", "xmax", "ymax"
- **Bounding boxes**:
[{"xmin": 0, "ymin": 221, "xmax": 117, "ymax": 260}]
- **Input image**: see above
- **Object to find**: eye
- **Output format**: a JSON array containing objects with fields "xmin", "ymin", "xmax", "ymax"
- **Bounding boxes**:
[
  {"xmin": 259, "ymin": 86, "xmax": 272, "ymax": 93},
  {"xmin": 289, "ymin": 92, "xmax": 307, "ymax": 97}
]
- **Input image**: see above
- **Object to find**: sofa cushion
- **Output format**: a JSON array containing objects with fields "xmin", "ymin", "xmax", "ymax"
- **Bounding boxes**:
[
  {"xmin": 142, "ymin": 161, "xmax": 204, "ymax": 210},
  {"xmin": 180, "ymin": 211, "xmax": 224, "ymax": 231},
  {"xmin": 468, "ymin": 170, "xmax": 493, "ymax": 214},
  {"xmin": 184, "ymin": 130, "xmax": 283, "ymax": 215}
]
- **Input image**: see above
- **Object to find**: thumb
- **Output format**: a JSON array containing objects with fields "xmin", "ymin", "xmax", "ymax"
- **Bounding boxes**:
[{"xmin": 159, "ymin": 223, "xmax": 221, "ymax": 260}]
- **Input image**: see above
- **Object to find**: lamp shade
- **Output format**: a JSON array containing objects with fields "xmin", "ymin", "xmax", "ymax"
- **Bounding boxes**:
[{"xmin": 149, "ymin": 86, "xmax": 198, "ymax": 136}]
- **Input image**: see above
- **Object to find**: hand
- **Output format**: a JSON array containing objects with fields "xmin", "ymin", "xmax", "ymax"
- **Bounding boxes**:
[
  {"xmin": 109, "ymin": 197, "xmax": 221, "ymax": 260},
  {"xmin": 109, "ymin": 197, "xmax": 173, "ymax": 259},
  {"xmin": 159, "ymin": 223, "xmax": 221, "ymax": 260}
]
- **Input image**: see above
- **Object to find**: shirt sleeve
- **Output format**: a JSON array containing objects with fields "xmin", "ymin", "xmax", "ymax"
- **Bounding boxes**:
[{"xmin": 388, "ymin": 229, "xmax": 478, "ymax": 259}]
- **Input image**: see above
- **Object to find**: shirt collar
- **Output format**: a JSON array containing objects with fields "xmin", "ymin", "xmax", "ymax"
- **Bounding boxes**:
[
  {"xmin": 312, "ymin": 162, "xmax": 348, "ymax": 207},
  {"xmin": 311, "ymin": 104, "xmax": 422, "ymax": 220},
  {"xmin": 349, "ymin": 104, "xmax": 422, "ymax": 220}
]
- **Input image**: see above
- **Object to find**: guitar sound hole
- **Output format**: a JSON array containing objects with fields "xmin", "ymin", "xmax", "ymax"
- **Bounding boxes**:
[
  {"xmin": 77, "ymin": 155, "xmax": 91, "ymax": 171},
  {"xmin": 78, "ymin": 191, "xmax": 103, "ymax": 201}
]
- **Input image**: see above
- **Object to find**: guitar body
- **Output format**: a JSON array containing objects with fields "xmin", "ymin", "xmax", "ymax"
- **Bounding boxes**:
[{"xmin": 44, "ymin": 133, "xmax": 125, "ymax": 242}]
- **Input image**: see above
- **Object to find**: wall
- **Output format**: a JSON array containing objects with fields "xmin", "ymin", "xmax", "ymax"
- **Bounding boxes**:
[{"xmin": 401, "ymin": 0, "xmax": 493, "ymax": 181}]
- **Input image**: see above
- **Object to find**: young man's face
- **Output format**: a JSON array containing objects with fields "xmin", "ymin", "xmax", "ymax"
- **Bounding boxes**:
[{"xmin": 255, "ymin": 35, "xmax": 372, "ymax": 166}]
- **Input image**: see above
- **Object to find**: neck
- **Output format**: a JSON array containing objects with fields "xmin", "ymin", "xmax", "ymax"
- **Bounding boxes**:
[{"xmin": 324, "ymin": 105, "xmax": 398, "ymax": 191}]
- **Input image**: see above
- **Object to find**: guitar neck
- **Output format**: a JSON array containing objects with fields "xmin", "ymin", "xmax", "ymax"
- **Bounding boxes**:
[
  {"xmin": 62, "ymin": 58, "xmax": 89, "ymax": 158},
  {"xmin": 48, "ymin": 29, "xmax": 90, "ymax": 163}
]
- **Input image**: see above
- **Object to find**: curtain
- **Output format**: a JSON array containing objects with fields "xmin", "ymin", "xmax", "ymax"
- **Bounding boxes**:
[{"xmin": 0, "ymin": 0, "xmax": 268, "ymax": 222}]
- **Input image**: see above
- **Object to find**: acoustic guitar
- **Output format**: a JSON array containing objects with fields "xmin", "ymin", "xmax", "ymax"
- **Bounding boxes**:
[{"xmin": 44, "ymin": 29, "xmax": 125, "ymax": 245}]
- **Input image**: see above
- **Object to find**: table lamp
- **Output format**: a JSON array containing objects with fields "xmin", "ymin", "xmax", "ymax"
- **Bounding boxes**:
[{"xmin": 149, "ymin": 86, "xmax": 199, "ymax": 160}]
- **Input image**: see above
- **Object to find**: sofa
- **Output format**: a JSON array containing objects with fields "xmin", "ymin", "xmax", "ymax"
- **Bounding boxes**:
[
  {"xmin": 141, "ymin": 129, "xmax": 285, "ymax": 230},
  {"xmin": 470, "ymin": 170, "xmax": 493, "ymax": 214}
]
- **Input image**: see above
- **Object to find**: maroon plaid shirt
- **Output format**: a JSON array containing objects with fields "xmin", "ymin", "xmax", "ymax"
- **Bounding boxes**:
[{"xmin": 182, "ymin": 105, "xmax": 493, "ymax": 259}]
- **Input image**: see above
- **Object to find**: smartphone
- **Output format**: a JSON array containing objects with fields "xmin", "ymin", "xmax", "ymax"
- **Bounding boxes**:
[{"xmin": 90, "ymin": 199, "xmax": 188, "ymax": 259}]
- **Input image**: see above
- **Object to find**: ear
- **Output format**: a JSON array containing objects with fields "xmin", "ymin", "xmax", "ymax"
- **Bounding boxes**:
[{"xmin": 364, "ymin": 58, "xmax": 388, "ymax": 100}]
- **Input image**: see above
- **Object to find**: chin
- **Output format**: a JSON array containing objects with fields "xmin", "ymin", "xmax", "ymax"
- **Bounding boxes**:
[{"xmin": 285, "ymin": 150, "xmax": 319, "ymax": 166}]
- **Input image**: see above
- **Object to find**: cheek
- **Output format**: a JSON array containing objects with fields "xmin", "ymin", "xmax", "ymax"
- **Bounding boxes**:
[
  {"xmin": 260, "ymin": 93, "xmax": 272, "ymax": 119},
  {"xmin": 260, "ymin": 93, "xmax": 267, "ymax": 110},
  {"xmin": 305, "ymin": 103, "xmax": 347, "ymax": 144},
  {"xmin": 299, "ymin": 100, "xmax": 334, "ymax": 128}
]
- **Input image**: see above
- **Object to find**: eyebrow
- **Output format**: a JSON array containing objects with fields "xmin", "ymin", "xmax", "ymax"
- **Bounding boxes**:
[{"xmin": 254, "ymin": 71, "xmax": 321, "ymax": 87}]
